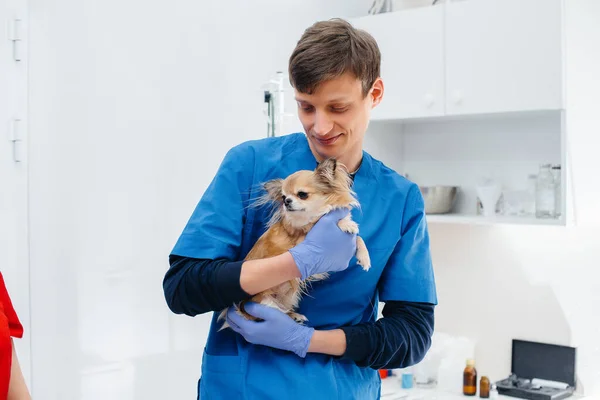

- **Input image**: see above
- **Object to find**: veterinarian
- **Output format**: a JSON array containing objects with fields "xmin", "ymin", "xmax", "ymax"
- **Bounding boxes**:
[{"xmin": 163, "ymin": 18, "xmax": 437, "ymax": 399}]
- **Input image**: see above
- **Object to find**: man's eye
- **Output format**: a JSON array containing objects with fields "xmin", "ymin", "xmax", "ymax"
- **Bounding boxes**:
[
  {"xmin": 297, "ymin": 191, "xmax": 308, "ymax": 200},
  {"xmin": 301, "ymin": 106, "xmax": 314, "ymax": 113},
  {"xmin": 331, "ymin": 107, "xmax": 348, "ymax": 113}
]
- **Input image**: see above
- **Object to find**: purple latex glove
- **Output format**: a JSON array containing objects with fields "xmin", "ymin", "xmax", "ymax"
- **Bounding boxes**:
[
  {"xmin": 226, "ymin": 302, "xmax": 314, "ymax": 358},
  {"xmin": 289, "ymin": 208, "xmax": 357, "ymax": 280}
]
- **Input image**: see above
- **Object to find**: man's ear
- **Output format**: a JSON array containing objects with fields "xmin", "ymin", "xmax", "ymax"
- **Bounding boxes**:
[
  {"xmin": 315, "ymin": 158, "xmax": 337, "ymax": 186},
  {"xmin": 263, "ymin": 179, "xmax": 284, "ymax": 202},
  {"xmin": 370, "ymin": 77, "xmax": 384, "ymax": 109}
]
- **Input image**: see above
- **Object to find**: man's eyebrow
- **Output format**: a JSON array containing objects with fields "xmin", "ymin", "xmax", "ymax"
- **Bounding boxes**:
[
  {"xmin": 327, "ymin": 97, "xmax": 351, "ymax": 103},
  {"xmin": 294, "ymin": 97, "xmax": 351, "ymax": 103}
]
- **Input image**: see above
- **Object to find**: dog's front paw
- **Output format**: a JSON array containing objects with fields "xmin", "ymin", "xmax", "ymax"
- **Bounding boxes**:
[
  {"xmin": 356, "ymin": 248, "xmax": 371, "ymax": 271},
  {"xmin": 288, "ymin": 312, "xmax": 308, "ymax": 324},
  {"xmin": 356, "ymin": 236, "xmax": 371, "ymax": 271},
  {"xmin": 337, "ymin": 217, "xmax": 359, "ymax": 235}
]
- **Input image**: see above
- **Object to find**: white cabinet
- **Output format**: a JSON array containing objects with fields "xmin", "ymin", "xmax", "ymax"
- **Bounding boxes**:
[
  {"xmin": 0, "ymin": 0, "xmax": 31, "ymax": 386},
  {"xmin": 352, "ymin": 6, "xmax": 445, "ymax": 120},
  {"xmin": 351, "ymin": 0, "xmax": 564, "ymax": 119},
  {"xmin": 445, "ymin": 0, "xmax": 563, "ymax": 115}
]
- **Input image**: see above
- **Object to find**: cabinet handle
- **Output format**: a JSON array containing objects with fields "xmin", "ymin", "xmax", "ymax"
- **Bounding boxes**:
[
  {"xmin": 452, "ymin": 90, "xmax": 463, "ymax": 105},
  {"xmin": 424, "ymin": 94, "xmax": 435, "ymax": 108}
]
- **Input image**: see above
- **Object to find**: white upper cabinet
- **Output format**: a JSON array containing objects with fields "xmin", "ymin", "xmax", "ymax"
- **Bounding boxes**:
[
  {"xmin": 352, "ymin": 6, "xmax": 445, "ymax": 120},
  {"xmin": 445, "ymin": 0, "xmax": 563, "ymax": 115},
  {"xmin": 351, "ymin": 0, "xmax": 564, "ymax": 119}
]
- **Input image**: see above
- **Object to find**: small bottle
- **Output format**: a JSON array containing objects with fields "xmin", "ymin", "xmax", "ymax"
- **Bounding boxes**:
[
  {"xmin": 526, "ymin": 174, "xmax": 537, "ymax": 216},
  {"xmin": 535, "ymin": 164, "xmax": 556, "ymax": 218},
  {"xmin": 401, "ymin": 367, "xmax": 414, "ymax": 389},
  {"xmin": 463, "ymin": 359, "xmax": 477, "ymax": 396},
  {"xmin": 479, "ymin": 376, "xmax": 490, "ymax": 398},
  {"xmin": 551, "ymin": 164, "xmax": 562, "ymax": 218},
  {"xmin": 489, "ymin": 384, "xmax": 499, "ymax": 399}
]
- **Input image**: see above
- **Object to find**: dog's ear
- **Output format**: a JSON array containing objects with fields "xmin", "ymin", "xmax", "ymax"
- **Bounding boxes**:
[
  {"xmin": 263, "ymin": 179, "xmax": 284, "ymax": 202},
  {"xmin": 315, "ymin": 158, "xmax": 337, "ymax": 186}
]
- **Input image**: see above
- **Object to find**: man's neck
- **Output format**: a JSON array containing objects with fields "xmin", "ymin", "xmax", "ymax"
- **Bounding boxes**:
[
  {"xmin": 338, "ymin": 153, "xmax": 363, "ymax": 175},
  {"xmin": 308, "ymin": 144, "xmax": 364, "ymax": 175}
]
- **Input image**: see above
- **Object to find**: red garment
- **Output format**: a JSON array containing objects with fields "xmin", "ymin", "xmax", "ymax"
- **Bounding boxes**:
[{"xmin": 0, "ymin": 272, "xmax": 24, "ymax": 399}]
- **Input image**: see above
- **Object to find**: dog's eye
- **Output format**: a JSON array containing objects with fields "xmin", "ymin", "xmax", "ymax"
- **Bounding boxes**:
[{"xmin": 297, "ymin": 191, "xmax": 308, "ymax": 200}]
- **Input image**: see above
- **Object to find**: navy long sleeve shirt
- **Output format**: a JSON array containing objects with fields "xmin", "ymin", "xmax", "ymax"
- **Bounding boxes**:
[{"xmin": 163, "ymin": 254, "xmax": 434, "ymax": 370}]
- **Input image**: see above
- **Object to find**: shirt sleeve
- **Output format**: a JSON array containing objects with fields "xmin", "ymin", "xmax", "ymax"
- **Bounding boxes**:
[
  {"xmin": 378, "ymin": 184, "xmax": 437, "ymax": 305},
  {"xmin": 340, "ymin": 301, "xmax": 434, "ymax": 369},
  {"xmin": 0, "ymin": 273, "xmax": 24, "ymax": 339},
  {"xmin": 163, "ymin": 256, "xmax": 250, "ymax": 316},
  {"xmin": 170, "ymin": 143, "xmax": 255, "ymax": 260}
]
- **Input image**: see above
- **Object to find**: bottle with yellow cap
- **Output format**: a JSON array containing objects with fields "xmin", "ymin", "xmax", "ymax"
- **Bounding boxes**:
[{"xmin": 463, "ymin": 359, "xmax": 477, "ymax": 396}]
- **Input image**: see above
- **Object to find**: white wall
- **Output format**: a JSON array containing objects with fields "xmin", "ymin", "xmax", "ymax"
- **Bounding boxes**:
[
  {"xmin": 27, "ymin": 1, "xmax": 370, "ymax": 399},
  {"xmin": 428, "ymin": 224, "xmax": 600, "ymax": 393}
]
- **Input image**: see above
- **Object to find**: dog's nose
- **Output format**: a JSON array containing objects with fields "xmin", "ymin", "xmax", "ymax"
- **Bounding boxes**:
[{"xmin": 284, "ymin": 197, "xmax": 293, "ymax": 206}]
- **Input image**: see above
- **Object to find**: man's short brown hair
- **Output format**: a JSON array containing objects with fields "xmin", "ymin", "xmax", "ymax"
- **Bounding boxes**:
[{"xmin": 288, "ymin": 18, "xmax": 381, "ymax": 97}]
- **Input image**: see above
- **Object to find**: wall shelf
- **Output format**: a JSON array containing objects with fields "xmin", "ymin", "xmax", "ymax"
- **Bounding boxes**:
[
  {"xmin": 426, "ymin": 213, "xmax": 563, "ymax": 226},
  {"xmin": 363, "ymin": 111, "xmax": 566, "ymax": 228}
]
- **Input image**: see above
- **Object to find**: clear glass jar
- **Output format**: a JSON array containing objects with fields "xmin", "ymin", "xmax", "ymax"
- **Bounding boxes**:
[
  {"xmin": 535, "ymin": 164, "xmax": 556, "ymax": 218},
  {"xmin": 526, "ymin": 174, "xmax": 537, "ymax": 216},
  {"xmin": 551, "ymin": 165, "xmax": 562, "ymax": 218}
]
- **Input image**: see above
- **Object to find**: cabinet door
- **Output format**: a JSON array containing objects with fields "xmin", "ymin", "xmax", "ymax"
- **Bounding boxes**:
[
  {"xmin": 352, "ymin": 6, "xmax": 445, "ymax": 120},
  {"xmin": 445, "ymin": 0, "xmax": 563, "ymax": 115},
  {"xmin": 0, "ymin": 0, "xmax": 31, "ymax": 387}
]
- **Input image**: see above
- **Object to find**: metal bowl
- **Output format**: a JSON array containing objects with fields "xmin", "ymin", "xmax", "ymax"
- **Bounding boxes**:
[{"xmin": 419, "ymin": 186, "xmax": 459, "ymax": 214}]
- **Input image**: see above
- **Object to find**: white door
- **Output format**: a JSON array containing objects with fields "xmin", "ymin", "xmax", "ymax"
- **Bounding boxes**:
[
  {"xmin": 352, "ymin": 5, "xmax": 445, "ymax": 120},
  {"xmin": 445, "ymin": 0, "xmax": 563, "ymax": 115},
  {"xmin": 0, "ymin": 0, "xmax": 31, "ymax": 387}
]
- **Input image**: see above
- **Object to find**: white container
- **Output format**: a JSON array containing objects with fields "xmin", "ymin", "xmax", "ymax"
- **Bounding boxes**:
[
  {"xmin": 535, "ymin": 164, "xmax": 556, "ymax": 218},
  {"xmin": 392, "ymin": 0, "xmax": 435, "ymax": 11},
  {"xmin": 476, "ymin": 182, "xmax": 502, "ymax": 217},
  {"xmin": 551, "ymin": 165, "xmax": 561, "ymax": 217}
]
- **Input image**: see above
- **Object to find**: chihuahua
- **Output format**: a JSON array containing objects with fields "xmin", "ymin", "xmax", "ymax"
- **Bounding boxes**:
[{"xmin": 218, "ymin": 158, "xmax": 370, "ymax": 328}]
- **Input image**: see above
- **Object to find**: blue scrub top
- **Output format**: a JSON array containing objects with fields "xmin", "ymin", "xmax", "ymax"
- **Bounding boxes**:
[{"xmin": 171, "ymin": 133, "xmax": 437, "ymax": 399}]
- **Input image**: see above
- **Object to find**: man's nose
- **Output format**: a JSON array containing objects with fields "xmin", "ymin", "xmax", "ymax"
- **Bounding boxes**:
[{"xmin": 313, "ymin": 111, "xmax": 334, "ymax": 136}]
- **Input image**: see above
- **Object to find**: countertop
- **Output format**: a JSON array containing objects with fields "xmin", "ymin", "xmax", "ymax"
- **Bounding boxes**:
[{"xmin": 380, "ymin": 376, "xmax": 591, "ymax": 400}]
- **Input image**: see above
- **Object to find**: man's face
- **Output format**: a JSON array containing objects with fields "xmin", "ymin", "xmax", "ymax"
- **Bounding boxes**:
[{"xmin": 294, "ymin": 73, "xmax": 383, "ymax": 169}]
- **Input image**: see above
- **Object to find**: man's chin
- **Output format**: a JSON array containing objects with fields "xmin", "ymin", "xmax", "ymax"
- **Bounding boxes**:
[{"xmin": 311, "ymin": 140, "xmax": 345, "ymax": 159}]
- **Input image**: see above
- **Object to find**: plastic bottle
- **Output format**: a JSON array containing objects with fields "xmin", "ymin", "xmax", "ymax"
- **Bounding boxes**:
[
  {"xmin": 552, "ymin": 164, "xmax": 562, "ymax": 217},
  {"xmin": 489, "ymin": 383, "xmax": 498, "ymax": 399},
  {"xmin": 479, "ymin": 376, "xmax": 490, "ymax": 398},
  {"xmin": 401, "ymin": 367, "xmax": 414, "ymax": 389},
  {"xmin": 535, "ymin": 164, "xmax": 556, "ymax": 218},
  {"xmin": 526, "ymin": 174, "xmax": 537, "ymax": 216},
  {"xmin": 463, "ymin": 359, "xmax": 477, "ymax": 396}
]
